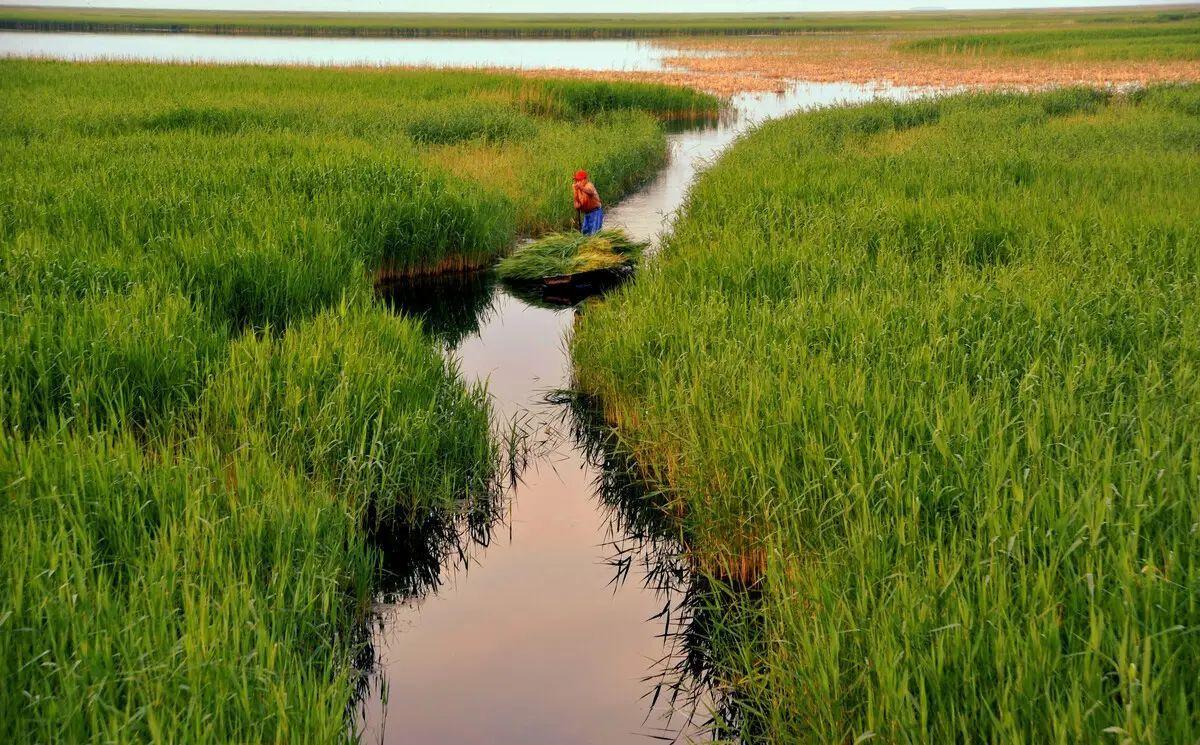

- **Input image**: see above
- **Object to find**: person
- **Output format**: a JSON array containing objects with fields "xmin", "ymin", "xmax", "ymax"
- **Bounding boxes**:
[{"xmin": 573, "ymin": 169, "xmax": 604, "ymax": 236}]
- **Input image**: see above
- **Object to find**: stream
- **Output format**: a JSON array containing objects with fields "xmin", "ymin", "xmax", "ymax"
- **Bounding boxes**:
[{"xmin": 359, "ymin": 80, "xmax": 928, "ymax": 744}]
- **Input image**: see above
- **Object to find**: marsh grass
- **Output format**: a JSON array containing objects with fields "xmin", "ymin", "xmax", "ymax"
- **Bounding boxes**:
[
  {"xmin": 200, "ymin": 302, "xmax": 496, "ymax": 527},
  {"xmin": 496, "ymin": 228, "xmax": 647, "ymax": 282},
  {"xmin": 3, "ymin": 61, "xmax": 715, "ymax": 305},
  {"xmin": 572, "ymin": 86, "xmax": 1200, "ymax": 742},
  {"xmin": 905, "ymin": 14, "xmax": 1200, "ymax": 61},
  {"xmin": 0, "ymin": 60, "xmax": 716, "ymax": 741},
  {"xmin": 0, "ymin": 429, "xmax": 375, "ymax": 743},
  {"xmin": 0, "ymin": 287, "xmax": 227, "ymax": 436}
]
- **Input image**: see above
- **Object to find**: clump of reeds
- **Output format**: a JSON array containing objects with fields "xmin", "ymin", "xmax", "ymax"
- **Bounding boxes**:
[
  {"xmin": 496, "ymin": 228, "xmax": 647, "ymax": 282},
  {"xmin": 0, "ymin": 286, "xmax": 227, "ymax": 435},
  {"xmin": 200, "ymin": 302, "xmax": 496, "ymax": 526},
  {"xmin": 405, "ymin": 101, "xmax": 538, "ymax": 145}
]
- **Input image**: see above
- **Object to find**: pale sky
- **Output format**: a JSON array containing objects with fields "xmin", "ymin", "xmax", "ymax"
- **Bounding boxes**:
[{"xmin": 0, "ymin": 1, "xmax": 1175, "ymax": 12}]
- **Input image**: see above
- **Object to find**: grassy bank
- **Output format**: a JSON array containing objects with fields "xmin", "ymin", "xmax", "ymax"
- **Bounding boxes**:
[
  {"xmin": 572, "ymin": 86, "xmax": 1200, "ymax": 741},
  {"xmin": 0, "ymin": 61, "xmax": 714, "ymax": 740},
  {"xmin": 3, "ymin": 62, "xmax": 713, "ymax": 297},
  {"xmin": 905, "ymin": 11, "xmax": 1200, "ymax": 61},
  {"xmin": 1, "ymin": 5, "xmax": 1194, "ymax": 39}
]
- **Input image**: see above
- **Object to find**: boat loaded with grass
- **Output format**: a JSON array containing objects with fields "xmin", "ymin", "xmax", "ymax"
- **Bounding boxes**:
[{"xmin": 496, "ymin": 228, "xmax": 647, "ymax": 288}]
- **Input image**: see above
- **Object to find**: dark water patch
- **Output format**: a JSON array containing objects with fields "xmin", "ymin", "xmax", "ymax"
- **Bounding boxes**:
[
  {"xmin": 376, "ymin": 270, "xmax": 498, "ymax": 348},
  {"xmin": 501, "ymin": 266, "xmax": 635, "ymax": 309}
]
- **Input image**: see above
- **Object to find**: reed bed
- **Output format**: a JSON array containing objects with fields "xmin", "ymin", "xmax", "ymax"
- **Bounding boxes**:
[
  {"xmin": 0, "ymin": 59, "xmax": 715, "ymax": 741},
  {"xmin": 572, "ymin": 86, "xmax": 1200, "ymax": 742},
  {"xmin": 0, "ymin": 430, "xmax": 375, "ymax": 743},
  {"xmin": 3, "ymin": 62, "xmax": 714, "ymax": 315},
  {"xmin": 905, "ymin": 13, "xmax": 1200, "ymax": 61}
]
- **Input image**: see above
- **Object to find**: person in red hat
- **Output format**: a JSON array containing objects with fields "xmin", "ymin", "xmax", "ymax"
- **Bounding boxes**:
[{"xmin": 572, "ymin": 169, "xmax": 604, "ymax": 236}]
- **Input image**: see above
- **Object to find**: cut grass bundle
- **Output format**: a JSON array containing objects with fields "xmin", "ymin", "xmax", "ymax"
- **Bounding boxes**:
[
  {"xmin": 496, "ymin": 228, "xmax": 647, "ymax": 282},
  {"xmin": 572, "ymin": 86, "xmax": 1200, "ymax": 742}
]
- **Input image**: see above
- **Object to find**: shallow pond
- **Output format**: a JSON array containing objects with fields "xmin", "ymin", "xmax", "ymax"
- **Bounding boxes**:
[
  {"xmin": 0, "ymin": 30, "xmax": 696, "ymax": 71},
  {"xmin": 362, "ymin": 81, "xmax": 929, "ymax": 743}
]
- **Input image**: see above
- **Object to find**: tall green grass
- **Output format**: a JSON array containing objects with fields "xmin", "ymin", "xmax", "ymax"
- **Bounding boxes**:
[
  {"xmin": 572, "ymin": 86, "xmax": 1200, "ymax": 742},
  {"xmin": 0, "ymin": 287, "xmax": 226, "ymax": 435},
  {"xmin": 201, "ymin": 302, "xmax": 495, "ymax": 526},
  {"xmin": 0, "ymin": 430, "xmax": 374, "ymax": 743},
  {"xmin": 905, "ymin": 14, "xmax": 1200, "ymax": 61},
  {"xmin": 2, "ymin": 61, "xmax": 714, "ymax": 310},
  {"xmin": 0, "ymin": 60, "xmax": 715, "ymax": 740}
]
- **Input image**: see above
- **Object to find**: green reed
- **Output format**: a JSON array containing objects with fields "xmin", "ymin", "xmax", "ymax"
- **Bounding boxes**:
[
  {"xmin": 905, "ymin": 13, "xmax": 1200, "ymax": 61},
  {"xmin": 0, "ymin": 430, "xmax": 375, "ymax": 743},
  {"xmin": 0, "ymin": 59, "xmax": 716, "ymax": 741},
  {"xmin": 572, "ymin": 85, "xmax": 1200, "ymax": 743}
]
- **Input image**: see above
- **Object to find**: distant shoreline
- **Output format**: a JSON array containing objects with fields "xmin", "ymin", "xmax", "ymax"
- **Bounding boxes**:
[{"xmin": 3, "ymin": 4, "xmax": 1198, "ymax": 39}]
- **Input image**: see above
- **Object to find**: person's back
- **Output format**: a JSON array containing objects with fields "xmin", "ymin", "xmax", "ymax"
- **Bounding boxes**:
[{"xmin": 572, "ymin": 170, "xmax": 604, "ymax": 235}]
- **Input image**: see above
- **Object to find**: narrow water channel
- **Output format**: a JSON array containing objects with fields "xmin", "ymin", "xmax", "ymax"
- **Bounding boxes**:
[{"xmin": 359, "ymin": 80, "xmax": 928, "ymax": 744}]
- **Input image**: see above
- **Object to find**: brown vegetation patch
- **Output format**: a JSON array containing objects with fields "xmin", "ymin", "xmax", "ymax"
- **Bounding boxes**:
[
  {"xmin": 373, "ymin": 254, "xmax": 492, "ymax": 283},
  {"xmin": 661, "ymin": 34, "xmax": 1200, "ymax": 93},
  {"xmin": 499, "ymin": 34, "xmax": 1200, "ymax": 96}
]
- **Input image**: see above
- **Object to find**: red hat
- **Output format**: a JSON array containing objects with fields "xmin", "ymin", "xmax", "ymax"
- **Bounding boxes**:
[{"xmin": 574, "ymin": 170, "xmax": 588, "ymax": 181}]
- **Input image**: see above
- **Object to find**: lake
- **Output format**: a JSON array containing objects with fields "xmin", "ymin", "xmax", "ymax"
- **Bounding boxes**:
[{"xmin": 0, "ymin": 30, "xmax": 697, "ymax": 71}]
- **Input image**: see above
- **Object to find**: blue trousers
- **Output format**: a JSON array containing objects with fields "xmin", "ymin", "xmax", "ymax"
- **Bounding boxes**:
[{"xmin": 581, "ymin": 207, "xmax": 604, "ymax": 235}]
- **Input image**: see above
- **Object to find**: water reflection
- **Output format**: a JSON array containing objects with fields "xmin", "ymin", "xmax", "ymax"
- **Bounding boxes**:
[
  {"xmin": 501, "ymin": 268, "xmax": 635, "ymax": 310},
  {"xmin": 351, "ymin": 490, "xmax": 509, "ymax": 719},
  {"xmin": 370, "ymin": 495, "xmax": 508, "ymax": 605},
  {"xmin": 377, "ymin": 265, "xmax": 635, "ymax": 340},
  {"xmin": 377, "ymin": 271, "xmax": 498, "ymax": 349},
  {"xmin": 558, "ymin": 389, "xmax": 765, "ymax": 741}
]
